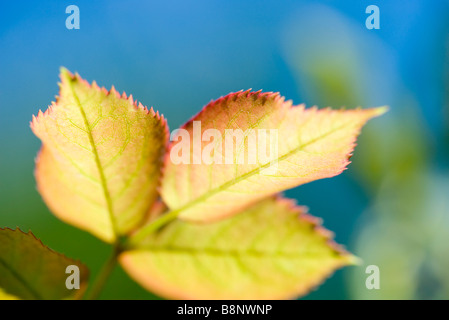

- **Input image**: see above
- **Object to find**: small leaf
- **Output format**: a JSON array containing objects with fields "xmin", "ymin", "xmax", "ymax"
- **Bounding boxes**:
[
  {"xmin": 161, "ymin": 90, "xmax": 386, "ymax": 222},
  {"xmin": 120, "ymin": 197, "xmax": 355, "ymax": 299},
  {"xmin": 0, "ymin": 228, "xmax": 88, "ymax": 300},
  {"xmin": 31, "ymin": 69, "xmax": 168, "ymax": 242}
]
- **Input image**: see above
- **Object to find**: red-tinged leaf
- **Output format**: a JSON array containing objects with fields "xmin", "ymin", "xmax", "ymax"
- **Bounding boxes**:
[
  {"xmin": 160, "ymin": 90, "xmax": 386, "ymax": 222},
  {"xmin": 31, "ymin": 69, "xmax": 168, "ymax": 242}
]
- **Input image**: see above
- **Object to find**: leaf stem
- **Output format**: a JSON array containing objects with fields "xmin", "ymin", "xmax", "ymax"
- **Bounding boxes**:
[
  {"xmin": 125, "ymin": 209, "xmax": 180, "ymax": 248},
  {"xmin": 85, "ymin": 245, "xmax": 120, "ymax": 300}
]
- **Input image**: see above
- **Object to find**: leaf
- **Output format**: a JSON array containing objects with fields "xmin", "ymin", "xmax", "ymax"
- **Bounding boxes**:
[
  {"xmin": 0, "ymin": 228, "xmax": 89, "ymax": 300},
  {"xmin": 120, "ymin": 197, "xmax": 356, "ymax": 299},
  {"xmin": 0, "ymin": 288, "xmax": 19, "ymax": 300},
  {"xmin": 161, "ymin": 90, "xmax": 386, "ymax": 222},
  {"xmin": 31, "ymin": 68, "xmax": 168, "ymax": 242}
]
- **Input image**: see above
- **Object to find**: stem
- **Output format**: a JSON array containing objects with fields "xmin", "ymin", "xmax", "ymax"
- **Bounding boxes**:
[
  {"xmin": 85, "ymin": 208, "xmax": 180, "ymax": 299},
  {"xmin": 85, "ymin": 246, "xmax": 120, "ymax": 300},
  {"xmin": 126, "ymin": 209, "xmax": 179, "ymax": 248}
]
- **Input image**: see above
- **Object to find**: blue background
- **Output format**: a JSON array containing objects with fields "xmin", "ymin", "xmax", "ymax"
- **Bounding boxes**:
[{"xmin": 1, "ymin": 1, "xmax": 448, "ymax": 299}]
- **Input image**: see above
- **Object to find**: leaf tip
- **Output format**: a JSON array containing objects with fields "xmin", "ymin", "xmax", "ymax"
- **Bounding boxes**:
[
  {"xmin": 347, "ymin": 254, "xmax": 362, "ymax": 266},
  {"xmin": 59, "ymin": 67, "xmax": 74, "ymax": 83},
  {"xmin": 367, "ymin": 105, "xmax": 389, "ymax": 118}
]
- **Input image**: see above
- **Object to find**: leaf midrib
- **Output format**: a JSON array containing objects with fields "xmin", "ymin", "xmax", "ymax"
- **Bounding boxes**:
[
  {"xmin": 68, "ymin": 79, "xmax": 118, "ymax": 238},
  {"xmin": 135, "ymin": 246, "xmax": 341, "ymax": 259}
]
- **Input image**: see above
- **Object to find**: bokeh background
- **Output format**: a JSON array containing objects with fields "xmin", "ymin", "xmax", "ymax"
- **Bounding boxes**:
[{"xmin": 1, "ymin": 0, "xmax": 448, "ymax": 299}]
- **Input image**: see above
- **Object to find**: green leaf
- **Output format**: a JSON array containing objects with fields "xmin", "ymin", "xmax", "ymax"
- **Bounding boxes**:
[
  {"xmin": 121, "ymin": 197, "xmax": 356, "ymax": 299},
  {"xmin": 0, "ymin": 228, "xmax": 89, "ymax": 300},
  {"xmin": 31, "ymin": 68, "xmax": 168, "ymax": 242}
]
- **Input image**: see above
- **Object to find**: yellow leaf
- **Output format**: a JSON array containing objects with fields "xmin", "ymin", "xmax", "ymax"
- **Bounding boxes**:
[
  {"xmin": 161, "ymin": 90, "xmax": 386, "ymax": 222},
  {"xmin": 0, "ymin": 228, "xmax": 89, "ymax": 300},
  {"xmin": 120, "ymin": 197, "xmax": 356, "ymax": 300},
  {"xmin": 31, "ymin": 69, "xmax": 168, "ymax": 242}
]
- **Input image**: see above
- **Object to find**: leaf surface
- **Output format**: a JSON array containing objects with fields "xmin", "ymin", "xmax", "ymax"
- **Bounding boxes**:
[
  {"xmin": 120, "ymin": 197, "xmax": 355, "ymax": 299},
  {"xmin": 0, "ymin": 288, "xmax": 19, "ymax": 300},
  {"xmin": 161, "ymin": 90, "xmax": 386, "ymax": 222},
  {"xmin": 31, "ymin": 69, "xmax": 168, "ymax": 242},
  {"xmin": 0, "ymin": 228, "xmax": 88, "ymax": 300}
]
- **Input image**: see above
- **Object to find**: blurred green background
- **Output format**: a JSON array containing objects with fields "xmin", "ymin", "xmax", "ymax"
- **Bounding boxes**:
[{"xmin": 1, "ymin": 0, "xmax": 448, "ymax": 299}]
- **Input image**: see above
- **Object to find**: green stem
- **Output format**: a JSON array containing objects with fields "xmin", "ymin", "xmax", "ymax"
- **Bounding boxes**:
[
  {"xmin": 85, "ymin": 246, "xmax": 119, "ymax": 300},
  {"xmin": 126, "ymin": 209, "xmax": 179, "ymax": 248}
]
